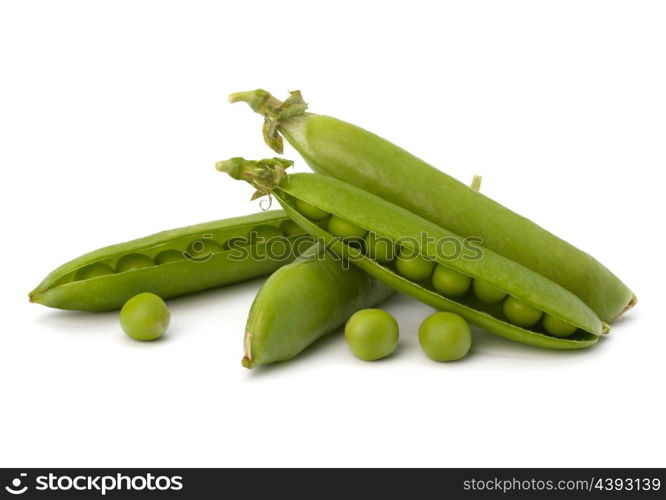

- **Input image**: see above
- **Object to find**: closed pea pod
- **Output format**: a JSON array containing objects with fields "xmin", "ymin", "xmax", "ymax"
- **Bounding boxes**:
[
  {"xmin": 242, "ymin": 244, "xmax": 393, "ymax": 368},
  {"xmin": 230, "ymin": 89, "xmax": 635, "ymax": 324},
  {"xmin": 218, "ymin": 158, "xmax": 605, "ymax": 350},
  {"xmin": 30, "ymin": 211, "xmax": 312, "ymax": 312}
]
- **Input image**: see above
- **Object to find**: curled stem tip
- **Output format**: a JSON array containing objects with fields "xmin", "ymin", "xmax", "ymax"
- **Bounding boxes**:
[
  {"xmin": 216, "ymin": 157, "xmax": 293, "ymax": 199},
  {"xmin": 229, "ymin": 89, "xmax": 308, "ymax": 153}
]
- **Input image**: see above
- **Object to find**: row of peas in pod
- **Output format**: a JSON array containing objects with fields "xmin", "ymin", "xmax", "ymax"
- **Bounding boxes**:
[
  {"xmin": 295, "ymin": 198, "xmax": 578, "ymax": 339},
  {"xmin": 70, "ymin": 221, "xmax": 304, "ymax": 283}
]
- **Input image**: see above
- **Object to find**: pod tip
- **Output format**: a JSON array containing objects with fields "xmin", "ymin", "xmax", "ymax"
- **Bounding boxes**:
[
  {"xmin": 621, "ymin": 295, "xmax": 638, "ymax": 316},
  {"xmin": 241, "ymin": 356, "xmax": 254, "ymax": 369}
]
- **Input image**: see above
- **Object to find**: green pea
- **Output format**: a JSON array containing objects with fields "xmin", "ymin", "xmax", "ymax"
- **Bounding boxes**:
[
  {"xmin": 222, "ymin": 236, "xmax": 248, "ymax": 250},
  {"xmin": 472, "ymin": 279, "xmax": 507, "ymax": 304},
  {"xmin": 344, "ymin": 309, "xmax": 399, "ymax": 361},
  {"xmin": 155, "ymin": 250, "xmax": 184, "ymax": 264},
  {"xmin": 418, "ymin": 312, "xmax": 471, "ymax": 362},
  {"xmin": 543, "ymin": 313, "xmax": 578, "ymax": 337},
  {"xmin": 74, "ymin": 262, "xmax": 115, "ymax": 281},
  {"xmin": 249, "ymin": 224, "xmax": 284, "ymax": 242},
  {"xmin": 503, "ymin": 296, "xmax": 543, "ymax": 327},
  {"xmin": 395, "ymin": 248, "xmax": 435, "ymax": 281},
  {"xmin": 328, "ymin": 215, "xmax": 367, "ymax": 240},
  {"xmin": 186, "ymin": 238, "xmax": 223, "ymax": 257},
  {"xmin": 364, "ymin": 232, "xmax": 396, "ymax": 263},
  {"xmin": 431, "ymin": 265, "xmax": 471, "ymax": 297},
  {"xmin": 279, "ymin": 219, "xmax": 305, "ymax": 237},
  {"xmin": 119, "ymin": 292, "xmax": 170, "ymax": 341},
  {"xmin": 295, "ymin": 198, "xmax": 329, "ymax": 221},
  {"xmin": 315, "ymin": 216, "xmax": 331, "ymax": 229},
  {"xmin": 116, "ymin": 253, "xmax": 155, "ymax": 272}
]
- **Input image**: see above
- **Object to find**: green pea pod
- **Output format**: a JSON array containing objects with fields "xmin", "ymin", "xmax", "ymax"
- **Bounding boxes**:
[
  {"xmin": 218, "ymin": 158, "xmax": 605, "ymax": 350},
  {"xmin": 30, "ymin": 211, "xmax": 313, "ymax": 312},
  {"xmin": 243, "ymin": 244, "xmax": 394, "ymax": 368},
  {"xmin": 230, "ymin": 89, "xmax": 636, "ymax": 323}
]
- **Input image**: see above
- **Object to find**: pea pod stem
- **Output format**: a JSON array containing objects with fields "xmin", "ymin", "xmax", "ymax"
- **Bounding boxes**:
[{"xmin": 229, "ymin": 90, "xmax": 307, "ymax": 154}]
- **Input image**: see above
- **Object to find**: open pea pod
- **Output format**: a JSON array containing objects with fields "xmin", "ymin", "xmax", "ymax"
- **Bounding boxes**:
[
  {"xmin": 218, "ymin": 158, "xmax": 606, "ymax": 350},
  {"xmin": 230, "ymin": 89, "xmax": 636, "ymax": 324},
  {"xmin": 30, "ymin": 210, "xmax": 313, "ymax": 312}
]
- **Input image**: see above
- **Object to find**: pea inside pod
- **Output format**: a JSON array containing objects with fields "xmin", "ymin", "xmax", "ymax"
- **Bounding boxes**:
[
  {"xmin": 217, "ymin": 158, "xmax": 606, "ymax": 350},
  {"xmin": 30, "ymin": 211, "xmax": 313, "ymax": 311}
]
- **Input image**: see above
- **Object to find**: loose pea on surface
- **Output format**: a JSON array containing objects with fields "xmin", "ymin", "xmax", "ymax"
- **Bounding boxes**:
[
  {"xmin": 431, "ymin": 265, "xmax": 471, "ymax": 297},
  {"xmin": 119, "ymin": 292, "xmax": 170, "ymax": 341},
  {"xmin": 73, "ymin": 262, "xmax": 115, "ymax": 281},
  {"xmin": 279, "ymin": 219, "xmax": 305, "ymax": 237},
  {"xmin": 472, "ymin": 279, "xmax": 507, "ymax": 304},
  {"xmin": 543, "ymin": 313, "xmax": 578, "ymax": 337},
  {"xmin": 502, "ymin": 296, "xmax": 543, "ymax": 328},
  {"xmin": 418, "ymin": 312, "xmax": 471, "ymax": 362},
  {"xmin": 155, "ymin": 249, "xmax": 184, "ymax": 264},
  {"xmin": 395, "ymin": 248, "xmax": 435, "ymax": 281},
  {"xmin": 295, "ymin": 199, "xmax": 329, "ymax": 221},
  {"xmin": 364, "ymin": 232, "xmax": 396, "ymax": 263},
  {"xmin": 344, "ymin": 309, "xmax": 399, "ymax": 361},
  {"xmin": 116, "ymin": 253, "xmax": 155, "ymax": 272},
  {"xmin": 328, "ymin": 215, "xmax": 367, "ymax": 240}
]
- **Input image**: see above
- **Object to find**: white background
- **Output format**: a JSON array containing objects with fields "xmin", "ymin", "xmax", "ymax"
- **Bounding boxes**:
[{"xmin": 1, "ymin": 0, "xmax": 664, "ymax": 467}]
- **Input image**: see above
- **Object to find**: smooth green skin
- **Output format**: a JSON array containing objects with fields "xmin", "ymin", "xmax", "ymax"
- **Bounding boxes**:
[
  {"xmin": 155, "ymin": 249, "xmax": 184, "ymax": 264},
  {"xmin": 235, "ymin": 90, "xmax": 634, "ymax": 323},
  {"xmin": 473, "ymin": 279, "xmax": 507, "ymax": 304},
  {"xmin": 295, "ymin": 198, "xmax": 329, "ymax": 221},
  {"xmin": 395, "ymin": 250, "xmax": 435, "ymax": 281},
  {"xmin": 243, "ymin": 244, "xmax": 393, "ymax": 368},
  {"xmin": 116, "ymin": 253, "xmax": 155, "ymax": 272},
  {"xmin": 74, "ymin": 262, "xmax": 115, "ymax": 281},
  {"xmin": 344, "ymin": 309, "xmax": 399, "ymax": 361},
  {"xmin": 543, "ymin": 313, "xmax": 578, "ymax": 337},
  {"xmin": 119, "ymin": 293, "xmax": 170, "ymax": 341},
  {"xmin": 418, "ymin": 312, "xmax": 472, "ymax": 361},
  {"xmin": 364, "ymin": 232, "xmax": 396, "ymax": 263},
  {"xmin": 257, "ymin": 173, "xmax": 604, "ymax": 349},
  {"xmin": 279, "ymin": 219, "xmax": 305, "ymax": 237},
  {"xmin": 30, "ymin": 211, "xmax": 308, "ymax": 311},
  {"xmin": 249, "ymin": 224, "xmax": 284, "ymax": 241},
  {"xmin": 432, "ymin": 265, "xmax": 471, "ymax": 297},
  {"xmin": 328, "ymin": 215, "xmax": 368, "ymax": 240},
  {"xmin": 503, "ymin": 296, "xmax": 543, "ymax": 328}
]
